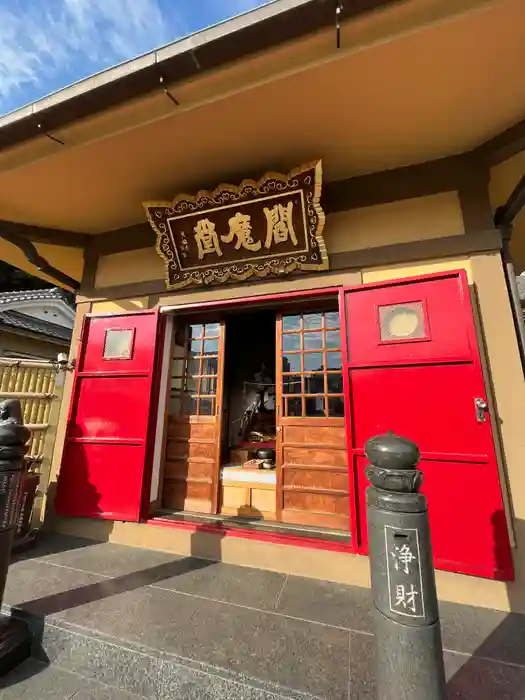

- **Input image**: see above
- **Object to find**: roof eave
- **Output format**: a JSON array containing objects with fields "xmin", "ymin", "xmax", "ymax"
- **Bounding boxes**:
[{"xmin": 0, "ymin": 0, "xmax": 399, "ymax": 152}]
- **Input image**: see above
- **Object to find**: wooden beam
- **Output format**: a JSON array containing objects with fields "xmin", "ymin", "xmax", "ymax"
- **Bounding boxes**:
[
  {"xmin": 81, "ymin": 239, "xmax": 99, "ymax": 289},
  {"xmin": 458, "ymin": 169, "xmax": 494, "ymax": 233},
  {"xmin": 0, "ymin": 220, "xmax": 89, "ymax": 248},
  {"xmin": 0, "ymin": 229, "xmax": 80, "ymax": 290},
  {"xmin": 323, "ymin": 153, "xmax": 474, "ymax": 213},
  {"xmin": 475, "ymin": 118, "xmax": 525, "ymax": 167},
  {"xmin": 94, "ymin": 222, "xmax": 155, "ymax": 255},
  {"xmin": 79, "ymin": 230, "xmax": 502, "ymax": 301}
]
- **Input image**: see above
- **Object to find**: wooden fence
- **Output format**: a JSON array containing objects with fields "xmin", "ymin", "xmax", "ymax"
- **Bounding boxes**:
[{"xmin": 0, "ymin": 358, "xmax": 65, "ymax": 527}]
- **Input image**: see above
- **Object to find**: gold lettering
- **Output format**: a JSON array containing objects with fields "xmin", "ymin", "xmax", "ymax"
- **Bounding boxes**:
[
  {"xmin": 194, "ymin": 219, "xmax": 223, "ymax": 260},
  {"xmin": 221, "ymin": 212, "xmax": 261, "ymax": 252},
  {"xmin": 263, "ymin": 202, "xmax": 298, "ymax": 249}
]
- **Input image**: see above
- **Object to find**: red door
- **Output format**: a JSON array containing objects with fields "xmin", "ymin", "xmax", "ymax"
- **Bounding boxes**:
[
  {"xmin": 342, "ymin": 270, "xmax": 514, "ymax": 580},
  {"xmin": 55, "ymin": 310, "xmax": 162, "ymax": 521}
]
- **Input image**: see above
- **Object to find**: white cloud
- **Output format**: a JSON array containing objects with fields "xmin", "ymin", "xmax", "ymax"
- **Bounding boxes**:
[
  {"xmin": 0, "ymin": 0, "xmax": 268, "ymax": 113},
  {"xmin": 0, "ymin": 0, "xmax": 179, "ymax": 109}
]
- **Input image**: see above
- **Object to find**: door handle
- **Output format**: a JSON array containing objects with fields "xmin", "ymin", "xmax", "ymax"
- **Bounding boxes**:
[{"xmin": 474, "ymin": 397, "xmax": 488, "ymax": 423}]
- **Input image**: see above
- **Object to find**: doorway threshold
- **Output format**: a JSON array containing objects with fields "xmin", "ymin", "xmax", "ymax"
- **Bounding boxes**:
[{"xmin": 151, "ymin": 510, "xmax": 351, "ymax": 546}]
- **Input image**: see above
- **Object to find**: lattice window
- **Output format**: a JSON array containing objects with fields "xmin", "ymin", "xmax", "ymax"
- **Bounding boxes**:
[
  {"xmin": 280, "ymin": 310, "xmax": 344, "ymax": 417},
  {"xmin": 170, "ymin": 322, "xmax": 220, "ymax": 417}
]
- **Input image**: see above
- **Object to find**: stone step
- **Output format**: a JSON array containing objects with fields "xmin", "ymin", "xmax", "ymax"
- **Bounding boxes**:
[{"xmin": 4, "ymin": 605, "xmax": 316, "ymax": 699}]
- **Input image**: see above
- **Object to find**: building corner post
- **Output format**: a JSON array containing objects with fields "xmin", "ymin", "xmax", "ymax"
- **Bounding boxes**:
[{"xmin": 365, "ymin": 431, "xmax": 447, "ymax": 700}]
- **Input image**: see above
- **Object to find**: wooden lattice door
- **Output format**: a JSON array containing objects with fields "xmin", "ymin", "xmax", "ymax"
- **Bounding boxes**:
[
  {"xmin": 275, "ymin": 309, "xmax": 349, "ymax": 530},
  {"xmin": 162, "ymin": 319, "xmax": 225, "ymax": 514}
]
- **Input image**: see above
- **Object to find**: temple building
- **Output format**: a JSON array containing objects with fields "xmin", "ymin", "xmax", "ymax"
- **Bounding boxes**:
[{"xmin": 1, "ymin": 0, "xmax": 525, "ymax": 613}]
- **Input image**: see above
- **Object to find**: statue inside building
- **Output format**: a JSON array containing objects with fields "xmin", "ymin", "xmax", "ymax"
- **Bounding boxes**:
[{"xmin": 239, "ymin": 364, "xmax": 276, "ymax": 443}]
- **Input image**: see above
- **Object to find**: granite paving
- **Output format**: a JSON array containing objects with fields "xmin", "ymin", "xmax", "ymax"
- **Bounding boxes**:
[{"xmin": 1, "ymin": 533, "xmax": 524, "ymax": 699}]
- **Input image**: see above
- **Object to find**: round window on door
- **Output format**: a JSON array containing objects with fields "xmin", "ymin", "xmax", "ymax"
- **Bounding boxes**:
[{"xmin": 378, "ymin": 302, "xmax": 427, "ymax": 342}]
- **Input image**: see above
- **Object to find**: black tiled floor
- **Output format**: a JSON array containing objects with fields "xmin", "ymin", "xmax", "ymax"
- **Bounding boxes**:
[
  {"xmin": 276, "ymin": 576, "xmax": 373, "ymax": 632},
  {"xmin": 439, "ymin": 600, "xmax": 525, "ymax": 666},
  {"xmin": 4, "ymin": 559, "xmax": 106, "ymax": 616},
  {"xmin": 152, "ymin": 560, "xmax": 286, "ymax": 610},
  {"xmin": 54, "ymin": 584, "xmax": 203, "ymax": 649},
  {"xmin": 34, "ymin": 541, "xmax": 181, "ymax": 578},
  {"xmin": 446, "ymin": 652, "xmax": 525, "ymax": 700},
  {"xmin": 157, "ymin": 596, "xmax": 350, "ymax": 699}
]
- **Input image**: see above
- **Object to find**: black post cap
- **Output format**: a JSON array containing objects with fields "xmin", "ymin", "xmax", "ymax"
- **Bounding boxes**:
[
  {"xmin": 365, "ymin": 431, "xmax": 422, "ymax": 494},
  {"xmin": 365, "ymin": 431, "xmax": 420, "ymax": 471}
]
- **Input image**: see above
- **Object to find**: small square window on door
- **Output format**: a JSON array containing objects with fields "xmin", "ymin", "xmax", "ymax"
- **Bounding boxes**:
[
  {"xmin": 378, "ymin": 301, "xmax": 428, "ymax": 344},
  {"xmin": 103, "ymin": 328, "xmax": 135, "ymax": 360}
]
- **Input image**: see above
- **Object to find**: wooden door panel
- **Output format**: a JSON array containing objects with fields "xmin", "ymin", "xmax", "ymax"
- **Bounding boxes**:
[
  {"xmin": 283, "ymin": 446, "xmax": 348, "ymax": 468},
  {"xmin": 276, "ymin": 309, "xmax": 349, "ymax": 531},
  {"xmin": 166, "ymin": 420, "xmax": 215, "ymax": 440},
  {"xmin": 163, "ymin": 456, "xmax": 215, "ymax": 479},
  {"xmin": 344, "ymin": 273, "xmax": 473, "ymax": 367},
  {"xmin": 161, "ymin": 320, "xmax": 225, "ymax": 514},
  {"xmin": 351, "ymin": 364, "xmax": 492, "ymax": 458},
  {"xmin": 283, "ymin": 424, "xmax": 346, "ymax": 446},
  {"xmin": 343, "ymin": 271, "xmax": 514, "ymax": 580},
  {"xmin": 355, "ymin": 454, "xmax": 511, "ymax": 579},
  {"xmin": 166, "ymin": 438, "xmax": 216, "ymax": 461},
  {"xmin": 163, "ymin": 478, "xmax": 215, "ymax": 513},
  {"xmin": 56, "ymin": 311, "xmax": 161, "ymax": 522},
  {"xmin": 69, "ymin": 376, "xmax": 151, "ymax": 439},
  {"xmin": 283, "ymin": 468, "xmax": 348, "ymax": 491}
]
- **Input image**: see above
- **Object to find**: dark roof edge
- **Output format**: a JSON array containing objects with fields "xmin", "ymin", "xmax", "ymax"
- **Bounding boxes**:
[{"xmin": 0, "ymin": 0, "xmax": 398, "ymax": 152}]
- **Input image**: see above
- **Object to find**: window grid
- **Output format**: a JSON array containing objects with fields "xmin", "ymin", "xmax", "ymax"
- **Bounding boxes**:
[
  {"xmin": 281, "ymin": 311, "xmax": 344, "ymax": 417},
  {"xmin": 170, "ymin": 322, "xmax": 220, "ymax": 417}
]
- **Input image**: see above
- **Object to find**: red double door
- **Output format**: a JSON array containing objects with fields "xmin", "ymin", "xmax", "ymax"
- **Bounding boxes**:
[{"xmin": 56, "ymin": 271, "xmax": 513, "ymax": 580}]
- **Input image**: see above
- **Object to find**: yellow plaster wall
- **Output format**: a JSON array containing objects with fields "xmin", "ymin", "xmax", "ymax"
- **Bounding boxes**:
[
  {"xmin": 91, "ymin": 297, "xmax": 149, "ymax": 313},
  {"xmin": 93, "ymin": 193, "xmax": 465, "ymax": 290},
  {"xmin": 326, "ymin": 192, "xmax": 464, "ymax": 254},
  {"xmin": 94, "ymin": 249, "xmax": 163, "ymax": 288},
  {"xmin": 362, "ymin": 256, "xmax": 472, "ymax": 283}
]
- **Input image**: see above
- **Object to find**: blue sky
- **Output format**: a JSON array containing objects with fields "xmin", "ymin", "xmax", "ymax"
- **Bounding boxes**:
[{"xmin": 0, "ymin": 0, "xmax": 270, "ymax": 116}]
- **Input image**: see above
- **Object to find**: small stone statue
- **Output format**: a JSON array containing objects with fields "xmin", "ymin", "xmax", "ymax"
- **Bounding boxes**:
[{"xmin": 0, "ymin": 400, "xmax": 31, "ymax": 462}]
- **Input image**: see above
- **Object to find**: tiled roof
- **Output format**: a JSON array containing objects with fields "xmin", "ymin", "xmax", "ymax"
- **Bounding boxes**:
[
  {"xmin": 0, "ymin": 287, "xmax": 74, "ymax": 308},
  {"xmin": 0, "ymin": 310, "xmax": 72, "ymax": 342}
]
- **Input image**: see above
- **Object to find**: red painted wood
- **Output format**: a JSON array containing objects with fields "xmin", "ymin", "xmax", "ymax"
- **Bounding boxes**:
[
  {"xmin": 343, "ymin": 270, "xmax": 514, "ymax": 581},
  {"xmin": 55, "ymin": 310, "xmax": 161, "ymax": 521},
  {"xmin": 339, "ymin": 288, "xmax": 358, "ymax": 552}
]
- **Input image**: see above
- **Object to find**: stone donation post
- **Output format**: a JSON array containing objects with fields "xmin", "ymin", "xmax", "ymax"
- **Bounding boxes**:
[{"xmin": 364, "ymin": 431, "xmax": 447, "ymax": 700}]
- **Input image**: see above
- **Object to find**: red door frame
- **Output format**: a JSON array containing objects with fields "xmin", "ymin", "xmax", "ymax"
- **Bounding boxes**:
[
  {"xmin": 339, "ymin": 269, "xmax": 512, "ymax": 570},
  {"xmin": 60, "ymin": 308, "xmax": 166, "ymax": 522}
]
